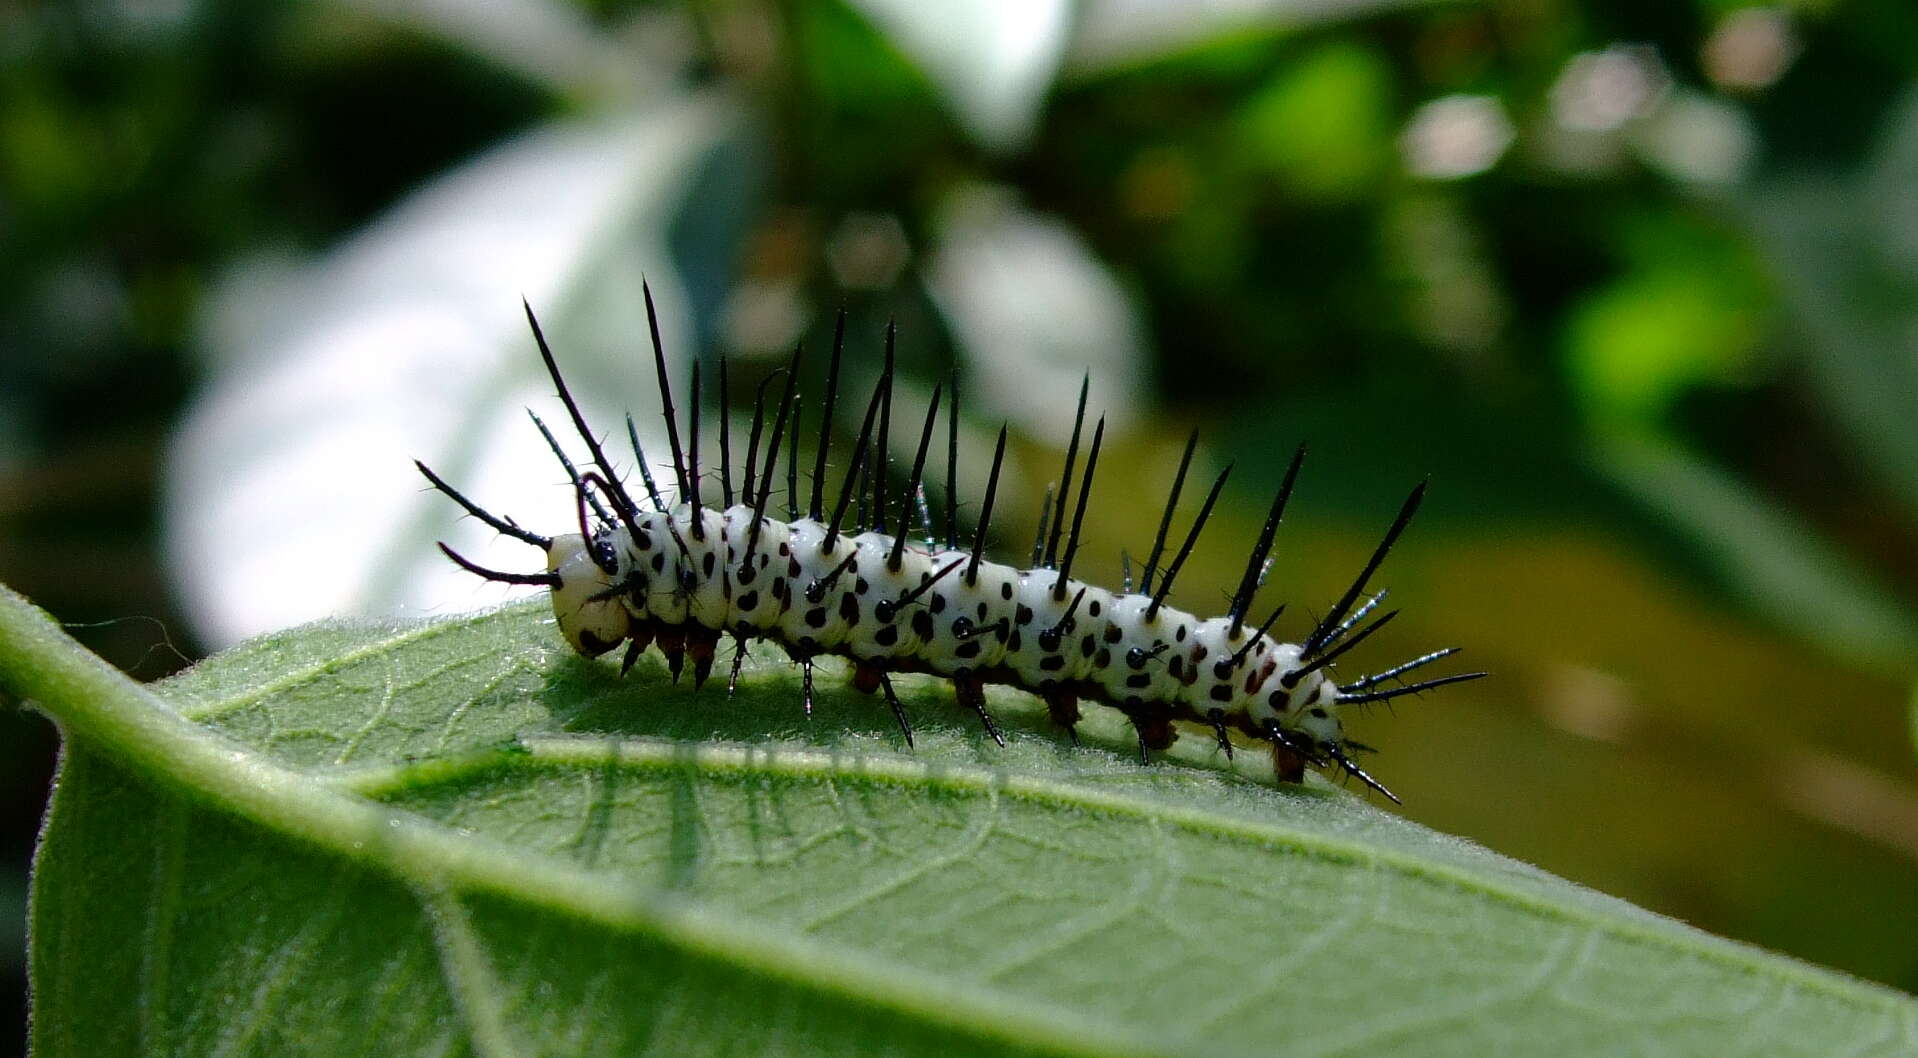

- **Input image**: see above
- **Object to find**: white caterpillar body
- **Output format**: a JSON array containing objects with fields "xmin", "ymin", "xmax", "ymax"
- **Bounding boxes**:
[
  {"xmin": 548, "ymin": 503, "xmax": 1341, "ymax": 738},
  {"xmin": 428, "ymin": 295, "xmax": 1484, "ymax": 802}
]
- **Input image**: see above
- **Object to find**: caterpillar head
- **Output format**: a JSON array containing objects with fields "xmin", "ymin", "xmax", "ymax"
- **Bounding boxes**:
[{"xmin": 546, "ymin": 532, "xmax": 631, "ymax": 656}]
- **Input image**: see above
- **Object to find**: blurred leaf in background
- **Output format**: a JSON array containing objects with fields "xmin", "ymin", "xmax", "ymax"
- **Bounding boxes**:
[{"xmin": 10, "ymin": 0, "xmax": 1918, "ymax": 1049}]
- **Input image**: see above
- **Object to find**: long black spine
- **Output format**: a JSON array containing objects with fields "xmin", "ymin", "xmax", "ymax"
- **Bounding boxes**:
[
  {"xmin": 1052, "ymin": 417, "xmax": 1104, "ymax": 599},
  {"xmin": 889, "ymin": 384, "xmax": 943, "ymax": 570},
  {"xmin": 1043, "ymin": 375, "xmax": 1089, "ymax": 568},
  {"xmin": 966, "ymin": 427, "xmax": 1009, "ymax": 584},
  {"xmin": 809, "ymin": 309, "xmax": 846, "ymax": 519},
  {"xmin": 872, "ymin": 321, "xmax": 895, "ymax": 534},
  {"xmin": 642, "ymin": 281, "xmax": 690, "ymax": 497},
  {"xmin": 623, "ymin": 414, "xmax": 666, "ymax": 510},
  {"xmin": 527, "ymin": 410, "xmax": 611, "ymax": 524},
  {"xmin": 438, "ymin": 543, "xmax": 560, "ymax": 587},
  {"xmin": 1336, "ymin": 669, "xmax": 1486, "ymax": 705},
  {"xmin": 786, "ymin": 395, "xmax": 802, "ymax": 520},
  {"xmin": 1147, "ymin": 466, "xmax": 1232, "ymax": 620},
  {"xmin": 1140, "ymin": 430, "xmax": 1198, "ymax": 595},
  {"xmin": 1228, "ymin": 444, "xmax": 1305, "ymax": 636},
  {"xmin": 826, "ymin": 378, "xmax": 886, "ymax": 548},
  {"xmin": 718, "ymin": 355, "xmax": 733, "ymax": 507},
  {"xmin": 416, "ymin": 460, "xmax": 551, "ymax": 549},
  {"xmin": 945, "ymin": 368, "xmax": 960, "ymax": 549},
  {"xmin": 1302, "ymin": 481, "xmax": 1426, "ymax": 657},
  {"xmin": 522, "ymin": 300, "xmax": 642, "ymax": 537},
  {"xmin": 1285, "ymin": 610, "xmax": 1398, "ymax": 686},
  {"xmin": 687, "ymin": 361, "xmax": 703, "ymax": 539},
  {"xmin": 741, "ymin": 371, "xmax": 779, "ymax": 507},
  {"xmin": 1340, "ymin": 646, "xmax": 1460, "ymax": 694},
  {"xmin": 743, "ymin": 349, "xmax": 802, "ymax": 569}
]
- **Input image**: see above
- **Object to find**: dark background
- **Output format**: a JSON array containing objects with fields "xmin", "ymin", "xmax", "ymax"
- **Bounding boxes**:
[{"xmin": 7, "ymin": 0, "xmax": 1918, "ymax": 1048}]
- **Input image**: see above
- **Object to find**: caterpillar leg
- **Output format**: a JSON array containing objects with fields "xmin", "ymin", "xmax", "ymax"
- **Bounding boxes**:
[
  {"xmin": 846, "ymin": 664, "xmax": 917, "ymax": 748},
  {"xmin": 1125, "ymin": 704, "xmax": 1176, "ymax": 764},
  {"xmin": 686, "ymin": 624, "xmax": 721, "ymax": 691},
  {"xmin": 655, "ymin": 625, "xmax": 687, "ymax": 684},
  {"xmin": 1204, "ymin": 708, "xmax": 1235, "ymax": 761},
  {"xmin": 950, "ymin": 670, "xmax": 1005, "ymax": 747},
  {"xmin": 727, "ymin": 630, "xmax": 752, "ymax": 697},
  {"xmin": 1041, "ymin": 686, "xmax": 1081, "ymax": 747},
  {"xmin": 1269, "ymin": 738, "xmax": 1308, "ymax": 784}
]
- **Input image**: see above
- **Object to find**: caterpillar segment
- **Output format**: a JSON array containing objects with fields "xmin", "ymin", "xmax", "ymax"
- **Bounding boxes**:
[{"xmin": 422, "ymin": 292, "xmax": 1486, "ymax": 802}]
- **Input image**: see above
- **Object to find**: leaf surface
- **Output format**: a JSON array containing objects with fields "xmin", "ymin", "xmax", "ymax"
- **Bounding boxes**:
[{"xmin": 6, "ymin": 587, "xmax": 1915, "ymax": 1057}]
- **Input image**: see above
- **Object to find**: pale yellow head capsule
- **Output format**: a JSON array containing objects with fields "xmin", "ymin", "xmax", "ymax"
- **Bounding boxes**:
[{"xmin": 546, "ymin": 533, "xmax": 630, "ymax": 656}]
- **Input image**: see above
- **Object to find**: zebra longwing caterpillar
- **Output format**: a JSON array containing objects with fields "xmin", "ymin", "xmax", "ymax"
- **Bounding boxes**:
[{"xmin": 420, "ymin": 290, "xmax": 1484, "ymax": 802}]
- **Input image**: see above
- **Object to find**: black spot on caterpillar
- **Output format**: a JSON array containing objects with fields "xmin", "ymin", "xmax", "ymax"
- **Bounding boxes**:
[{"xmin": 420, "ymin": 290, "xmax": 1487, "ymax": 802}]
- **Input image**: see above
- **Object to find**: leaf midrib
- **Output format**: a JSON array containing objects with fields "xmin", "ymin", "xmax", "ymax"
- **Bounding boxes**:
[{"xmin": 332, "ymin": 734, "xmax": 1918, "ymax": 1020}]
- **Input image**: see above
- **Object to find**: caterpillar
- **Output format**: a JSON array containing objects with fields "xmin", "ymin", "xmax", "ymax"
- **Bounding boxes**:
[{"xmin": 419, "ymin": 289, "xmax": 1484, "ymax": 803}]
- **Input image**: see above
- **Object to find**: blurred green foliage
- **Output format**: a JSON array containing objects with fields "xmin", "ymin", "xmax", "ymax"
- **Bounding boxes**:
[{"xmin": 8, "ymin": 0, "xmax": 1918, "ymax": 1046}]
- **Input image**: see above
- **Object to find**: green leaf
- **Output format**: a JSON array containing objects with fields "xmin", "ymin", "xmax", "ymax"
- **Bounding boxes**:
[{"xmin": 6, "ymin": 585, "xmax": 1915, "ymax": 1057}]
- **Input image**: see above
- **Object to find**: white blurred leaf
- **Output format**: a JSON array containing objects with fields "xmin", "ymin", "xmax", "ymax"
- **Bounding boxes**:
[
  {"xmin": 847, "ymin": 0, "xmax": 1070, "ymax": 151},
  {"xmin": 166, "ymin": 95, "xmax": 742, "ymax": 647},
  {"xmin": 332, "ymin": 0, "xmax": 680, "ymax": 102},
  {"xmin": 1066, "ymin": 0, "xmax": 1435, "ymax": 72},
  {"xmin": 925, "ymin": 186, "xmax": 1145, "ymax": 448}
]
